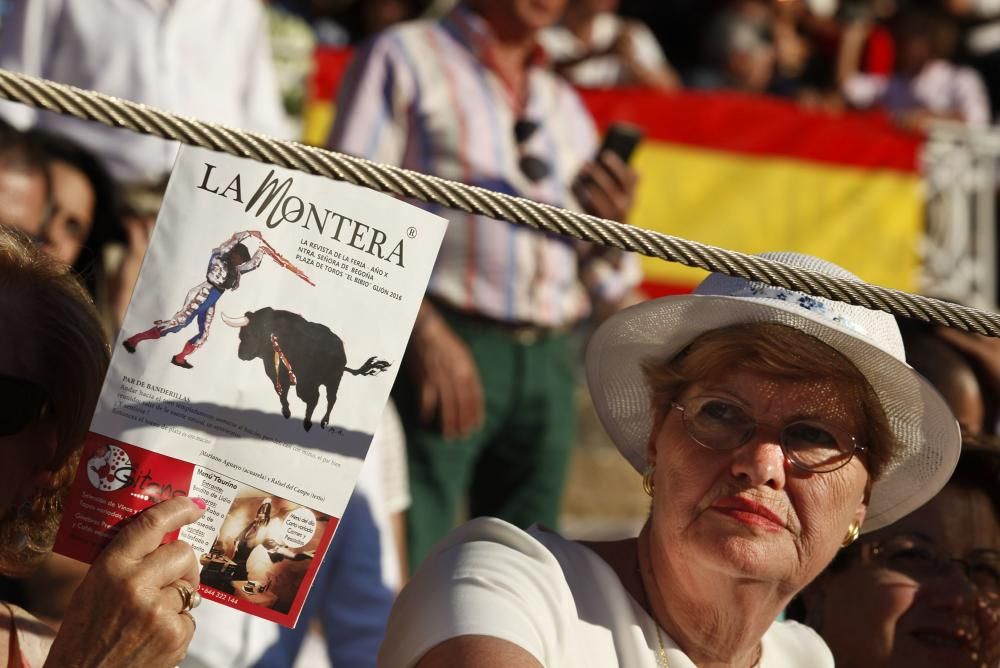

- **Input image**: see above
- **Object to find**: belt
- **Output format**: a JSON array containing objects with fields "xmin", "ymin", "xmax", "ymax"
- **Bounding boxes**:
[{"xmin": 433, "ymin": 301, "xmax": 567, "ymax": 345}]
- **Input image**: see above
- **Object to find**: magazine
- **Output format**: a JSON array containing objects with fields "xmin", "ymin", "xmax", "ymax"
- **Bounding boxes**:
[{"xmin": 53, "ymin": 145, "xmax": 447, "ymax": 627}]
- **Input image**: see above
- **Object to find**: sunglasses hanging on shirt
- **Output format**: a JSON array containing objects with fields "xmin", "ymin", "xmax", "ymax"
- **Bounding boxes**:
[
  {"xmin": 0, "ymin": 374, "xmax": 51, "ymax": 437},
  {"xmin": 514, "ymin": 118, "xmax": 552, "ymax": 183}
]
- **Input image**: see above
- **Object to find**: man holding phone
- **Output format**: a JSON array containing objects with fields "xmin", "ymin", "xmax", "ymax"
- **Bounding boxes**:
[{"xmin": 328, "ymin": 0, "xmax": 641, "ymax": 572}]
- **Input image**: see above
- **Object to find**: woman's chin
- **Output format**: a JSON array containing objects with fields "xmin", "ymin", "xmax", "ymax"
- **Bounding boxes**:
[{"xmin": 690, "ymin": 520, "xmax": 793, "ymax": 579}]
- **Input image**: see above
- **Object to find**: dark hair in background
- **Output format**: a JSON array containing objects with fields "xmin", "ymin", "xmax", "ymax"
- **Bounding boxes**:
[
  {"xmin": 28, "ymin": 129, "xmax": 124, "ymax": 297},
  {"xmin": 949, "ymin": 438, "xmax": 1000, "ymax": 517},
  {"xmin": 897, "ymin": 314, "xmax": 999, "ymax": 435}
]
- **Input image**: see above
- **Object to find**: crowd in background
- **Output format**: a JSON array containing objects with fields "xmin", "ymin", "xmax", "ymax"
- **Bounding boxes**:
[
  {"xmin": 0, "ymin": 1, "xmax": 997, "ymax": 667},
  {"xmin": 260, "ymin": 0, "xmax": 1000, "ymax": 130},
  {"xmin": 1, "ymin": 0, "xmax": 999, "ymax": 128}
]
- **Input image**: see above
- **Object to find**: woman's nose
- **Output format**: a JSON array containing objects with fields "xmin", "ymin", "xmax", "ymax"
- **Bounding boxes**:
[
  {"xmin": 922, "ymin": 561, "xmax": 983, "ymax": 613},
  {"xmin": 729, "ymin": 428, "xmax": 788, "ymax": 490}
]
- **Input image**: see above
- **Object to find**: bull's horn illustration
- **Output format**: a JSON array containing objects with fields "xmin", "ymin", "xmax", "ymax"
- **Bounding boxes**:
[{"xmin": 222, "ymin": 313, "xmax": 250, "ymax": 328}]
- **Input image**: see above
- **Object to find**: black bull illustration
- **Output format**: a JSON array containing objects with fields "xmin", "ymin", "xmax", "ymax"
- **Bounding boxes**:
[{"xmin": 223, "ymin": 308, "xmax": 390, "ymax": 431}]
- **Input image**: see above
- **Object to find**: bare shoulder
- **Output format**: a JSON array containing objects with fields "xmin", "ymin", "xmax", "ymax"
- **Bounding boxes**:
[{"xmin": 416, "ymin": 635, "xmax": 543, "ymax": 668}]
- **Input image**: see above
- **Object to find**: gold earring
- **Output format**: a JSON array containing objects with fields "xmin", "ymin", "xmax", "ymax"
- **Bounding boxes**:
[
  {"xmin": 841, "ymin": 519, "xmax": 861, "ymax": 547},
  {"xmin": 642, "ymin": 466, "xmax": 655, "ymax": 497}
]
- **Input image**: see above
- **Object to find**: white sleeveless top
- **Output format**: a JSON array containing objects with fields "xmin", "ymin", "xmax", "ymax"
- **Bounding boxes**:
[{"xmin": 379, "ymin": 518, "xmax": 834, "ymax": 667}]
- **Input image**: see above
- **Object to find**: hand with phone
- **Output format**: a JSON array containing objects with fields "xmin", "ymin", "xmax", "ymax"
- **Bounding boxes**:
[{"xmin": 572, "ymin": 123, "xmax": 642, "ymax": 224}]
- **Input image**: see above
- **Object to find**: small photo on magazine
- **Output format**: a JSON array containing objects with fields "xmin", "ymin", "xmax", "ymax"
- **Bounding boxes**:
[{"xmin": 199, "ymin": 485, "xmax": 330, "ymax": 615}]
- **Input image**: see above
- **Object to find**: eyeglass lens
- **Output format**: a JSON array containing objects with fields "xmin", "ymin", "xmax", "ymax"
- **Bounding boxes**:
[
  {"xmin": 874, "ymin": 537, "xmax": 1000, "ymax": 597},
  {"xmin": 675, "ymin": 397, "xmax": 858, "ymax": 473}
]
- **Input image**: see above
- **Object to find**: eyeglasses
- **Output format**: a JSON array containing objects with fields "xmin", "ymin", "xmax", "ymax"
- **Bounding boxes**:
[
  {"xmin": 514, "ymin": 119, "xmax": 551, "ymax": 183},
  {"xmin": 670, "ymin": 396, "xmax": 865, "ymax": 473},
  {"xmin": 0, "ymin": 374, "xmax": 51, "ymax": 437},
  {"xmin": 870, "ymin": 535, "xmax": 1000, "ymax": 600}
]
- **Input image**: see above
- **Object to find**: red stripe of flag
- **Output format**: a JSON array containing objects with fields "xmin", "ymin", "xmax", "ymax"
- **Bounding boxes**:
[{"xmin": 580, "ymin": 88, "xmax": 921, "ymax": 173}]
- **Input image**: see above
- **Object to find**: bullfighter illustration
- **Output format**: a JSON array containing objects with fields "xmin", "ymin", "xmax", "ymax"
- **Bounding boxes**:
[
  {"xmin": 122, "ymin": 231, "xmax": 313, "ymax": 369},
  {"xmin": 222, "ymin": 307, "xmax": 390, "ymax": 431}
]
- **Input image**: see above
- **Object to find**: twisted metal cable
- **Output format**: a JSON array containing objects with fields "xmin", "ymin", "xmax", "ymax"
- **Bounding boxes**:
[{"xmin": 1, "ymin": 68, "xmax": 998, "ymax": 335}]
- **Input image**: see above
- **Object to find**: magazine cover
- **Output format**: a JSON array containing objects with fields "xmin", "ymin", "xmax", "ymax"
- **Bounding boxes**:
[{"xmin": 53, "ymin": 145, "xmax": 447, "ymax": 626}]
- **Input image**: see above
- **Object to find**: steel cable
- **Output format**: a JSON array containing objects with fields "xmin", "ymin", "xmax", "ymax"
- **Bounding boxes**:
[{"xmin": 1, "ymin": 68, "xmax": 997, "ymax": 335}]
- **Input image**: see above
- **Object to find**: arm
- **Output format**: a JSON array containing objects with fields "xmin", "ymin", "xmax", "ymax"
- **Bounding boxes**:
[
  {"xmin": 404, "ymin": 300, "xmax": 484, "ymax": 439},
  {"xmin": 378, "ymin": 520, "xmax": 569, "ymax": 668},
  {"xmin": 238, "ymin": 247, "xmax": 266, "ymax": 274},
  {"xmin": 615, "ymin": 21, "xmax": 681, "ymax": 91},
  {"xmin": 212, "ymin": 230, "xmax": 254, "ymax": 256},
  {"xmin": 953, "ymin": 67, "xmax": 992, "ymax": 127},
  {"xmin": 417, "ymin": 636, "xmax": 543, "ymax": 668}
]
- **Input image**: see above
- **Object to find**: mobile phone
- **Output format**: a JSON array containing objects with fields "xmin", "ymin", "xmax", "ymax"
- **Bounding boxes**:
[{"xmin": 597, "ymin": 123, "xmax": 643, "ymax": 163}]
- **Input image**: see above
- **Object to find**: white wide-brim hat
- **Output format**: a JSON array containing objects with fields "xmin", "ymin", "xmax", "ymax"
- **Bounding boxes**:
[{"xmin": 585, "ymin": 252, "xmax": 961, "ymax": 533}]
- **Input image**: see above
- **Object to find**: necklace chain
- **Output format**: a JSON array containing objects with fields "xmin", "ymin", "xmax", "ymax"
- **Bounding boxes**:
[
  {"xmin": 639, "ymin": 544, "xmax": 762, "ymax": 668},
  {"xmin": 655, "ymin": 625, "xmax": 669, "ymax": 667}
]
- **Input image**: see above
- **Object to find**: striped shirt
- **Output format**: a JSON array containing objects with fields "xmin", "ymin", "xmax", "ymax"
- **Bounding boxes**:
[{"xmin": 328, "ymin": 5, "xmax": 640, "ymax": 327}]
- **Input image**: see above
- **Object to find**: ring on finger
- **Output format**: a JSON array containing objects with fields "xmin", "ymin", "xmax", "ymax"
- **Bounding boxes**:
[{"xmin": 171, "ymin": 582, "xmax": 202, "ymax": 612}]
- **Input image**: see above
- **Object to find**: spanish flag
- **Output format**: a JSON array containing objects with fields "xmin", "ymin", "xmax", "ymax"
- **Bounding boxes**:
[{"xmin": 582, "ymin": 89, "xmax": 924, "ymax": 297}]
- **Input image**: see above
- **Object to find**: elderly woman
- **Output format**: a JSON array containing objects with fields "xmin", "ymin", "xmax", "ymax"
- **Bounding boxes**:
[
  {"xmin": 795, "ymin": 438, "xmax": 999, "ymax": 668},
  {"xmin": 379, "ymin": 252, "xmax": 960, "ymax": 667},
  {"xmin": 0, "ymin": 228, "xmax": 205, "ymax": 667}
]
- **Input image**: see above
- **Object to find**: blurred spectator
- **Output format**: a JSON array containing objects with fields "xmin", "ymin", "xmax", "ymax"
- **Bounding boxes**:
[
  {"xmin": 837, "ymin": 0, "xmax": 899, "ymax": 79},
  {"xmin": 795, "ymin": 438, "xmax": 1000, "ymax": 668},
  {"xmin": 540, "ymin": 0, "xmax": 681, "ymax": 89},
  {"xmin": 946, "ymin": 0, "xmax": 1000, "ymax": 123},
  {"xmin": 0, "ymin": 124, "xmax": 136, "ymax": 332},
  {"xmin": 0, "ymin": 0, "xmax": 289, "ymax": 191},
  {"xmin": 268, "ymin": 4, "xmax": 319, "ymax": 129},
  {"xmin": 329, "ymin": 0, "xmax": 641, "ymax": 572},
  {"xmin": 28, "ymin": 130, "xmax": 124, "ymax": 308},
  {"xmin": 0, "ymin": 120, "xmax": 48, "ymax": 237},
  {"xmin": 693, "ymin": 1, "xmax": 778, "ymax": 93},
  {"xmin": 841, "ymin": 7, "xmax": 991, "ymax": 129},
  {"xmin": 769, "ymin": 0, "xmax": 839, "ymax": 105},
  {"xmin": 692, "ymin": 0, "xmax": 838, "ymax": 102}
]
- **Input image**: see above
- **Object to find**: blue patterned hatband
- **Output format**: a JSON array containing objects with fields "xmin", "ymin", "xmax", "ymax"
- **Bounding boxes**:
[{"xmin": 732, "ymin": 284, "xmax": 869, "ymax": 337}]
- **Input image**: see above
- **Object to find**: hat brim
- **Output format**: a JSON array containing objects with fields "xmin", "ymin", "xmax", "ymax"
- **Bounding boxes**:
[{"xmin": 585, "ymin": 294, "xmax": 961, "ymax": 533}]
